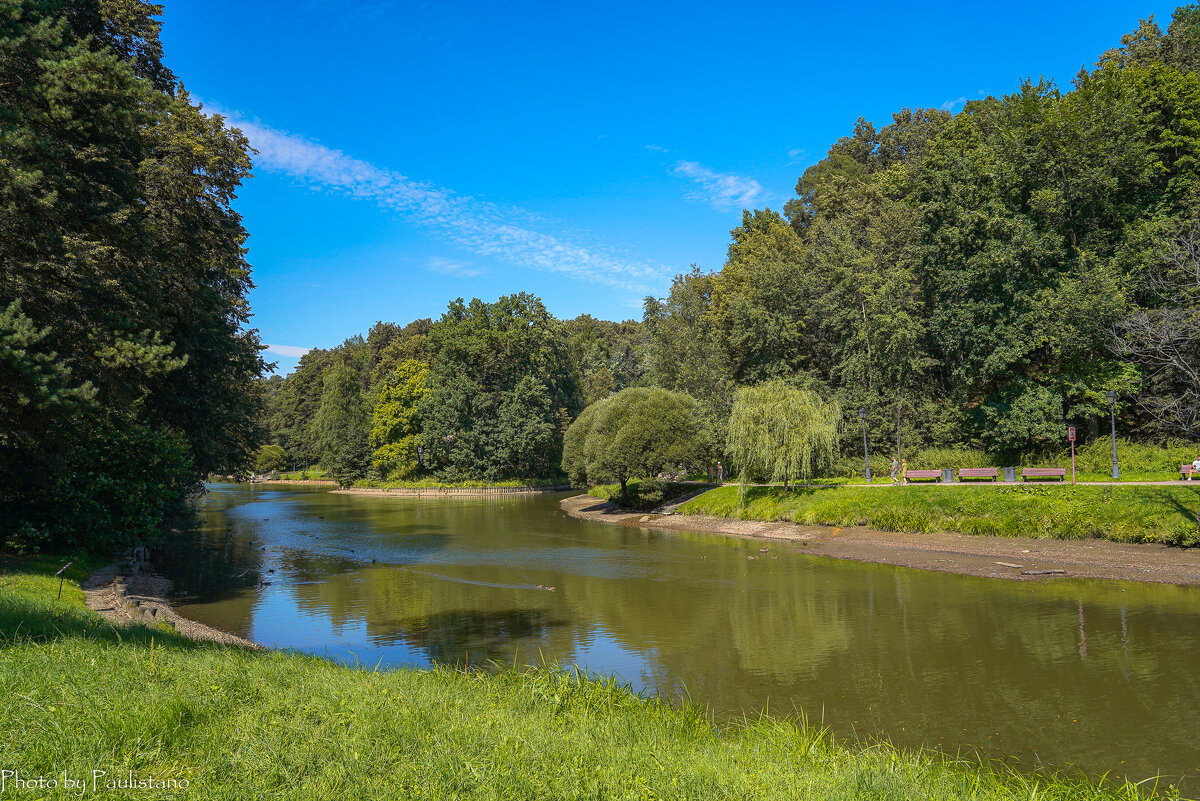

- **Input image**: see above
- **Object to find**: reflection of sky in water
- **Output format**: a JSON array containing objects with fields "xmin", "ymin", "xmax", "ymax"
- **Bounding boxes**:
[
  {"xmin": 567, "ymin": 627, "xmax": 656, "ymax": 692},
  {"xmin": 250, "ymin": 582, "xmax": 428, "ymax": 668},
  {"xmin": 158, "ymin": 484, "xmax": 1200, "ymax": 792}
]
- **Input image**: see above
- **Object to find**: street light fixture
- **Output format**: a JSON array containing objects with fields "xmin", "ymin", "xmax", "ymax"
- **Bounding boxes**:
[
  {"xmin": 1106, "ymin": 391, "xmax": 1119, "ymax": 480},
  {"xmin": 859, "ymin": 407, "xmax": 872, "ymax": 482},
  {"xmin": 416, "ymin": 444, "xmax": 424, "ymax": 471}
]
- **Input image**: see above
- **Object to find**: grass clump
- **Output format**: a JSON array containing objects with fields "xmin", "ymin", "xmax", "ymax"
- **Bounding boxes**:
[
  {"xmin": 0, "ymin": 559, "xmax": 1180, "ymax": 799},
  {"xmin": 679, "ymin": 484, "xmax": 1200, "ymax": 545}
]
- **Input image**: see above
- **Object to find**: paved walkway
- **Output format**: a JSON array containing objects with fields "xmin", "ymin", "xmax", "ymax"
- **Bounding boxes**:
[{"xmin": 715, "ymin": 479, "xmax": 1200, "ymax": 489}]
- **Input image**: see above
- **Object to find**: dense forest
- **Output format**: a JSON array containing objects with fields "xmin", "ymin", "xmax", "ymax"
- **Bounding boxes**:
[
  {"xmin": 262, "ymin": 297, "xmax": 646, "ymax": 484},
  {"xmin": 6, "ymin": 1, "xmax": 1200, "ymax": 550},
  {"xmin": 0, "ymin": 0, "xmax": 264, "ymax": 550},
  {"xmin": 263, "ymin": 7, "xmax": 1200, "ymax": 485}
]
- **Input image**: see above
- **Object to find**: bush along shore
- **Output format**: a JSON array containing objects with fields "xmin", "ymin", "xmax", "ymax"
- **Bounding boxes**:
[
  {"xmin": 679, "ymin": 485, "xmax": 1200, "ymax": 545},
  {"xmin": 587, "ymin": 479, "xmax": 709, "ymax": 511},
  {"xmin": 0, "ymin": 557, "xmax": 1181, "ymax": 800}
]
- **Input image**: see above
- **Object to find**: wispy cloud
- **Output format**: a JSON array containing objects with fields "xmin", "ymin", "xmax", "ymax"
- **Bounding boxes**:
[
  {"xmin": 673, "ymin": 160, "xmax": 763, "ymax": 212},
  {"xmin": 427, "ymin": 256, "xmax": 483, "ymax": 279},
  {"xmin": 644, "ymin": 144, "xmax": 669, "ymax": 153},
  {"xmin": 941, "ymin": 96, "xmax": 967, "ymax": 112},
  {"xmin": 220, "ymin": 112, "xmax": 668, "ymax": 293},
  {"xmin": 264, "ymin": 344, "xmax": 312, "ymax": 358}
]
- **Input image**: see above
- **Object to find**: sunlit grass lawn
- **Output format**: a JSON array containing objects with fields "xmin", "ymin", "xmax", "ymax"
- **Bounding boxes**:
[
  {"xmin": 275, "ymin": 466, "xmax": 329, "ymax": 480},
  {"xmin": 0, "ymin": 558, "xmax": 1177, "ymax": 799},
  {"xmin": 679, "ymin": 484, "xmax": 1200, "ymax": 545}
]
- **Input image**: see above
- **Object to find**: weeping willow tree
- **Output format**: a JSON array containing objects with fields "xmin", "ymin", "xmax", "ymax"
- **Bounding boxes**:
[{"xmin": 726, "ymin": 381, "xmax": 841, "ymax": 496}]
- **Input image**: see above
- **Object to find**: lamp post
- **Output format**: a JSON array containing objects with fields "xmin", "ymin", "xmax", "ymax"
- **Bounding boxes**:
[
  {"xmin": 859, "ymin": 407, "xmax": 872, "ymax": 482},
  {"xmin": 416, "ymin": 445, "xmax": 424, "ymax": 471},
  {"xmin": 1107, "ymin": 390, "xmax": 1119, "ymax": 480}
]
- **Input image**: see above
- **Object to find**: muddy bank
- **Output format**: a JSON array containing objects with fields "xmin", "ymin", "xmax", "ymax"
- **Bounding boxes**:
[
  {"xmin": 334, "ymin": 485, "xmax": 571, "ymax": 497},
  {"xmin": 561, "ymin": 494, "xmax": 1200, "ymax": 586},
  {"xmin": 252, "ymin": 478, "xmax": 337, "ymax": 486},
  {"xmin": 82, "ymin": 561, "xmax": 259, "ymax": 648}
]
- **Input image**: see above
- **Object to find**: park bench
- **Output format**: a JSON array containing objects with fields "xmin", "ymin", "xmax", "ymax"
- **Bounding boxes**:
[
  {"xmin": 1183, "ymin": 464, "xmax": 1197, "ymax": 480},
  {"xmin": 957, "ymin": 467, "xmax": 998, "ymax": 482},
  {"xmin": 1021, "ymin": 467, "xmax": 1066, "ymax": 481},
  {"xmin": 905, "ymin": 469, "xmax": 942, "ymax": 483}
]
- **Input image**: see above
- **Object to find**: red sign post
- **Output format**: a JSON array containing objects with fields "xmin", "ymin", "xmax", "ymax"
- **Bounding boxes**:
[{"xmin": 1068, "ymin": 426, "xmax": 1076, "ymax": 485}]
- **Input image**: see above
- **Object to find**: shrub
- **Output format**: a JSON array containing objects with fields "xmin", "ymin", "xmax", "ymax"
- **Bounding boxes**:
[
  {"xmin": 255, "ymin": 444, "xmax": 287, "ymax": 473},
  {"xmin": 587, "ymin": 480, "xmax": 695, "ymax": 511}
]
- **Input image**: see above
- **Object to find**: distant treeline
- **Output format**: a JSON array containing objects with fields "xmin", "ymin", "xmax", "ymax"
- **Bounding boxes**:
[
  {"xmin": 267, "ymin": 8, "xmax": 1200, "ymax": 485},
  {"xmin": 262, "ymin": 296, "xmax": 644, "ymax": 485}
]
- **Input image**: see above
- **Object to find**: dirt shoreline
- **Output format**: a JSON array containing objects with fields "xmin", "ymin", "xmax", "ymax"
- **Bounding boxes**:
[
  {"xmin": 82, "ymin": 561, "xmax": 259, "ymax": 648},
  {"xmin": 334, "ymin": 485, "xmax": 571, "ymax": 497},
  {"xmin": 560, "ymin": 494, "xmax": 1200, "ymax": 586}
]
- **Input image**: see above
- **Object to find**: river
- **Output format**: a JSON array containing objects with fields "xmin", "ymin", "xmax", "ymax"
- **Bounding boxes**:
[{"xmin": 157, "ymin": 483, "xmax": 1200, "ymax": 791}]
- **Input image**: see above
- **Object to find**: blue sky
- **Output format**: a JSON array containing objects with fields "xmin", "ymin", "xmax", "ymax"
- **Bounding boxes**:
[{"xmin": 159, "ymin": 0, "xmax": 1178, "ymax": 373}]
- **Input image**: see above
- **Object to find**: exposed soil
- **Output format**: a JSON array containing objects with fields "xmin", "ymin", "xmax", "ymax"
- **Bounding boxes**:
[
  {"xmin": 81, "ymin": 561, "xmax": 260, "ymax": 648},
  {"xmin": 333, "ymin": 485, "xmax": 571, "ymax": 497},
  {"xmin": 561, "ymin": 494, "xmax": 1200, "ymax": 586}
]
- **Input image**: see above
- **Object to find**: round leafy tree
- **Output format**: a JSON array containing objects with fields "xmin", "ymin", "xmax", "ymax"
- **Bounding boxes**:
[
  {"xmin": 562, "ymin": 388, "xmax": 701, "ymax": 501},
  {"xmin": 254, "ymin": 444, "xmax": 287, "ymax": 474}
]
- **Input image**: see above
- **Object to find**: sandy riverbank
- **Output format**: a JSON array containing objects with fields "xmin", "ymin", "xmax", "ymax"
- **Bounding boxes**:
[
  {"xmin": 333, "ymin": 485, "xmax": 571, "ymax": 497},
  {"xmin": 81, "ymin": 561, "xmax": 259, "ymax": 647},
  {"xmin": 561, "ymin": 494, "xmax": 1200, "ymax": 585}
]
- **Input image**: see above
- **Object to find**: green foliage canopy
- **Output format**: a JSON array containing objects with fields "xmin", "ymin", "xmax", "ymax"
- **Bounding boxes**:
[
  {"xmin": 0, "ymin": 0, "xmax": 264, "ymax": 551},
  {"xmin": 370, "ymin": 359, "xmax": 430, "ymax": 480},
  {"xmin": 315, "ymin": 357, "xmax": 372, "ymax": 486},
  {"xmin": 420, "ymin": 293, "xmax": 581, "ymax": 481},
  {"xmin": 726, "ymin": 381, "xmax": 842, "ymax": 491},
  {"xmin": 561, "ymin": 387, "xmax": 702, "ymax": 499},
  {"xmin": 254, "ymin": 444, "xmax": 287, "ymax": 474}
]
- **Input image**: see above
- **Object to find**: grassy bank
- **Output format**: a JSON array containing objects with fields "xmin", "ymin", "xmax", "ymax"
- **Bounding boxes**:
[
  {"xmin": 679, "ymin": 485, "xmax": 1200, "ymax": 545},
  {"xmin": 831, "ymin": 440, "xmax": 1199, "ymax": 484},
  {"xmin": 276, "ymin": 466, "xmax": 329, "ymax": 480},
  {"xmin": 0, "ymin": 561, "xmax": 1173, "ymax": 800},
  {"xmin": 350, "ymin": 477, "xmax": 568, "ymax": 490}
]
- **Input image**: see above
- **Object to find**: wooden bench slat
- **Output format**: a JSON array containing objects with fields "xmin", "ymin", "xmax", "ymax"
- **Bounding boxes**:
[
  {"xmin": 905, "ymin": 470, "xmax": 941, "ymax": 482},
  {"xmin": 957, "ymin": 467, "xmax": 998, "ymax": 480},
  {"xmin": 1022, "ymin": 467, "xmax": 1066, "ymax": 481}
]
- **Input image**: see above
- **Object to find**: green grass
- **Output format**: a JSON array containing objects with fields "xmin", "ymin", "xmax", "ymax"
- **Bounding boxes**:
[
  {"xmin": 351, "ymin": 476, "xmax": 568, "ymax": 489},
  {"xmin": 753, "ymin": 469, "xmax": 1182, "ymax": 487},
  {"xmin": 828, "ymin": 440, "xmax": 1199, "ymax": 483},
  {"xmin": 679, "ymin": 484, "xmax": 1200, "ymax": 545},
  {"xmin": 1, "ymin": 561, "xmax": 1179, "ymax": 799},
  {"xmin": 275, "ymin": 466, "xmax": 330, "ymax": 480}
]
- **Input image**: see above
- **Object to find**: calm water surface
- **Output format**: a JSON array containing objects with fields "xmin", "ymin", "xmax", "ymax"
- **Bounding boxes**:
[{"xmin": 160, "ymin": 483, "xmax": 1200, "ymax": 790}]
